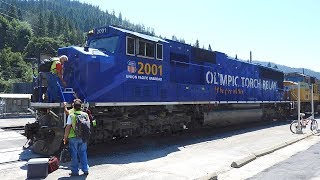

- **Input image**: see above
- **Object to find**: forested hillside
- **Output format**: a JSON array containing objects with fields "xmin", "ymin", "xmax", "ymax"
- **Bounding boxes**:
[
  {"xmin": 253, "ymin": 61, "xmax": 320, "ymax": 79},
  {"xmin": 0, "ymin": 0, "xmax": 154, "ymax": 92}
]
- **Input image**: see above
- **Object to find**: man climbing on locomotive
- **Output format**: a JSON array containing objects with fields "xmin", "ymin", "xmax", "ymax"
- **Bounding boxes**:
[{"xmin": 47, "ymin": 55, "xmax": 68, "ymax": 102}]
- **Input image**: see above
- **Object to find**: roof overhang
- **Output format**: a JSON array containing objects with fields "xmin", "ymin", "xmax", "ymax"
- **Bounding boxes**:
[{"xmin": 111, "ymin": 26, "xmax": 168, "ymax": 43}]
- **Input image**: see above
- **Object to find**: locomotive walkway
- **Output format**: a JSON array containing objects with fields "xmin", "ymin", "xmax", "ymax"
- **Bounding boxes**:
[{"xmin": 0, "ymin": 118, "xmax": 319, "ymax": 179}]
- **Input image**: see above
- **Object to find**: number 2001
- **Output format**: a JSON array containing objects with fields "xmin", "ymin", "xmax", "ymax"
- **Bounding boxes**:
[{"xmin": 137, "ymin": 62, "xmax": 162, "ymax": 76}]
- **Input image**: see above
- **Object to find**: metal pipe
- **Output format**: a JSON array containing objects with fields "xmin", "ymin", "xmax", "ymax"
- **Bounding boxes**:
[
  {"xmin": 311, "ymin": 84, "xmax": 314, "ymax": 119},
  {"xmin": 297, "ymin": 82, "xmax": 301, "ymax": 133},
  {"xmin": 298, "ymin": 82, "xmax": 300, "ymax": 120}
]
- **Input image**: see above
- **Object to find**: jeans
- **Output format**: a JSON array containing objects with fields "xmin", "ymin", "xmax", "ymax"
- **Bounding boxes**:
[
  {"xmin": 69, "ymin": 137, "xmax": 89, "ymax": 174},
  {"xmin": 47, "ymin": 73, "xmax": 63, "ymax": 102}
]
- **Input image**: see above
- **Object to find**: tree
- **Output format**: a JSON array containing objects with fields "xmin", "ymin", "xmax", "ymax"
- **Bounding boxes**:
[
  {"xmin": 47, "ymin": 12, "xmax": 55, "ymax": 36},
  {"xmin": 267, "ymin": 62, "xmax": 271, "ymax": 67},
  {"xmin": 118, "ymin": 12, "xmax": 122, "ymax": 26},
  {"xmin": 208, "ymin": 44, "xmax": 212, "ymax": 51},
  {"xmin": 179, "ymin": 38, "xmax": 185, "ymax": 43},
  {"xmin": 56, "ymin": 16, "xmax": 63, "ymax": 35},
  {"xmin": 35, "ymin": 12, "xmax": 46, "ymax": 37},
  {"xmin": 11, "ymin": 21, "xmax": 33, "ymax": 52},
  {"xmin": 24, "ymin": 37, "xmax": 65, "ymax": 58},
  {"xmin": 17, "ymin": 9, "xmax": 23, "ymax": 21},
  {"xmin": 171, "ymin": 35, "xmax": 178, "ymax": 41},
  {"xmin": 194, "ymin": 39, "xmax": 200, "ymax": 48},
  {"xmin": 8, "ymin": 5, "xmax": 18, "ymax": 21},
  {"xmin": 0, "ymin": 48, "xmax": 32, "ymax": 92},
  {"xmin": 0, "ymin": 15, "xmax": 11, "ymax": 49},
  {"xmin": 273, "ymin": 65, "xmax": 278, "ymax": 69}
]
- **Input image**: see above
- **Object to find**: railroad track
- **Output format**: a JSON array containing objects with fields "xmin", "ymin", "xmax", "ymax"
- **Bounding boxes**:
[{"xmin": 1, "ymin": 126, "xmax": 25, "ymax": 136}]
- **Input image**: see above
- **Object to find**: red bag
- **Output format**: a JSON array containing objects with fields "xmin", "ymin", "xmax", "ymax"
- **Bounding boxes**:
[{"xmin": 48, "ymin": 156, "xmax": 59, "ymax": 173}]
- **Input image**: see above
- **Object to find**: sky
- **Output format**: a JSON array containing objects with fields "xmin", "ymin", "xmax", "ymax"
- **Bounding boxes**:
[{"xmin": 80, "ymin": 0, "xmax": 320, "ymax": 72}]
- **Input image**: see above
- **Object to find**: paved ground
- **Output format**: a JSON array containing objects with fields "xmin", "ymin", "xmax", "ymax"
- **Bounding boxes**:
[
  {"xmin": 247, "ymin": 134, "xmax": 320, "ymax": 180},
  {"xmin": 0, "ymin": 118, "xmax": 319, "ymax": 180}
]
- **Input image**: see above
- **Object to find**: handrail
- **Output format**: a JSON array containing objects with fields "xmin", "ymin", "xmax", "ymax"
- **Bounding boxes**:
[{"xmin": 74, "ymin": 78, "xmax": 87, "ymax": 101}]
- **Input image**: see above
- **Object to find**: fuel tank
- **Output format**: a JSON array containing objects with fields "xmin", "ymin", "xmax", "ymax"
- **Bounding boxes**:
[{"xmin": 203, "ymin": 109, "xmax": 263, "ymax": 127}]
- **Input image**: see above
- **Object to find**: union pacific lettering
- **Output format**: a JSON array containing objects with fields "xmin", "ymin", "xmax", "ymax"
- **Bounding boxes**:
[{"xmin": 126, "ymin": 61, "xmax": 163, "ymax": 81}]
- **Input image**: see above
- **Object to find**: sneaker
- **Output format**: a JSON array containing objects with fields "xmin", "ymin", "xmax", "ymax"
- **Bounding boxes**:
[{"xmin": 83, "ymin": 171, "xmax": 89, "ymax": 175}]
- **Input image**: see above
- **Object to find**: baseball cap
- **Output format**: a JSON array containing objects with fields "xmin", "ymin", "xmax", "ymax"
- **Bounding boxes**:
[{"xmin": 73, "ymin": 99, "xmax": 82, "ymax": 108}]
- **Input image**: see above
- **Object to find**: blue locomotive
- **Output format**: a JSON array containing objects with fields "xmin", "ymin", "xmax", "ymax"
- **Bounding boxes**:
[{"xmin": 27, "ymin": 26, "xmax": 292, "ymax": 155}]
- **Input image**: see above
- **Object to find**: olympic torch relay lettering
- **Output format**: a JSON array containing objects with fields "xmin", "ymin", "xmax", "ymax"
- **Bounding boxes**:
[{"xmin": 206, "ymin": 71, "xmax": 277, "ymax": 91}]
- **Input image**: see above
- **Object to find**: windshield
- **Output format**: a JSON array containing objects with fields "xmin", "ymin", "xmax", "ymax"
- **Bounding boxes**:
[{"xmin": 88, "ymin": 36, "xmax": 119, "ymax": 53}]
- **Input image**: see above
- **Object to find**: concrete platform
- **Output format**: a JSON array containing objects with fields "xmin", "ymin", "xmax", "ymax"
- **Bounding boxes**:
[{"xmin": 0, "ymin": 120, "xmax": 318, "ymax": 180}]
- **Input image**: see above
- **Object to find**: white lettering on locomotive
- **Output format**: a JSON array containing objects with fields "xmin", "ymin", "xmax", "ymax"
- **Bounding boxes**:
[{"xmin": 206, "ymin": 70, "xmax": 277, "ymax": 91}]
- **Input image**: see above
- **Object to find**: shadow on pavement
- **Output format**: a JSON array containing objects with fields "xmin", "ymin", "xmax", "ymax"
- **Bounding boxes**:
[{"xmin": 84, "ymin": 120, "xmax": 291, "ymax": 167}]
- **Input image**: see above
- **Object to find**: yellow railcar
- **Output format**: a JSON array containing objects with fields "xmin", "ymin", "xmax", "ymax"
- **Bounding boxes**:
[{"xmin": 284, "ymin": 72, "xmax": 320, "ymax": 113}]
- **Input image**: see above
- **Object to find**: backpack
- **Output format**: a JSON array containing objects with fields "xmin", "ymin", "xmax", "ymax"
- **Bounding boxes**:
[
  {"xmin": 73, "ymin": 112, "xmax": 91, "ymax": 142},
  {"xmin": 39, "ymin": 58, "xmax": 53, "ymax": 72},
  {"xmin": 39, "ymin": 58, "xmax": 56, "ymax": 72}
]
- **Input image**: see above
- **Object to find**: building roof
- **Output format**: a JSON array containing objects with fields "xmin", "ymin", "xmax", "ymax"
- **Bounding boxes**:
[{"xmin": 0, "ymin": 94, "xmax": 32, "ymax": 99}]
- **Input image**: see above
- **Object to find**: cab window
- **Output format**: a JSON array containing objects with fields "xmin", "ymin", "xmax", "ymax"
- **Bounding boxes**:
[
  {"xmin": 156, "ymin": 43, "xmax": 163, "ymax": 60},
  {"xmin": 137, "ymin": 39, "xmax": 155, "ymax": 59},
  {"xmin": 126, "ymin": 36, "xmax": 135, "ymax": 56},
  {"xmin": 88, "ymin": 36, "xmax": 119, "ymax": 53}
]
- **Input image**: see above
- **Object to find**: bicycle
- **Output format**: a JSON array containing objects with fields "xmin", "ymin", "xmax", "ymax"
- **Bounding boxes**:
[{"xmin": 290, "ymin": 113, "xmax": 318, "ymax": 134}]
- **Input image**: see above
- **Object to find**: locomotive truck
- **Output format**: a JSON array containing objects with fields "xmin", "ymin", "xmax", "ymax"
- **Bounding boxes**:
[{"xmin": 25, "ymin": 26, "xmax": 318, "ymax": 155}]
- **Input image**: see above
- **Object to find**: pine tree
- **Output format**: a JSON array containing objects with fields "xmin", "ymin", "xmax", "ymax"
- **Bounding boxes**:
[
  {"xmin": 208, "ymin": 44, "xmax": 212, "ymax": 51},
  {"xmin": 17, "ymin": 9, "xmax": 23, "ymax": 21},
  {"xmin": 171, "ymin": 35, "xmax": 178, "ymax": 41},
  {"xmin": 36, "ymin": 12, "xmax": 46, "ymax": 37},
  {"xmin": 194, "ymin": 39, "xmax": 200, "ymax": 48},
  {"xmin": 118, "ymin": 12, "xmax": 122, "ymax": 26},
  {"xmin": 56, "ymin": 17, "xmax": 63, "ymax": 35},
  {"xmin": 9, "ymin": 5, "xmax": 18, "ymax": 21},
  {"xmin": 267, "ymin": 62, "xmax": 271, "ymax": 67},
  {"xmin": 47, "ymin": 12, "xmax": 55, "ymax": 36}
]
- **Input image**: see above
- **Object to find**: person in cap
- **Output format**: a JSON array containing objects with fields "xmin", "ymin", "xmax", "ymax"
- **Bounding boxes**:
[
  {"xmin": 50, "ymin": 55, "xmax": 68, "ymax": 87},
  {"xmin": 47, "ymin": 55, "xmax": 68, "ymax": 102},
  {"xmin": 63, "ymin": 99, "xmax": 90, "ymax": 176}
]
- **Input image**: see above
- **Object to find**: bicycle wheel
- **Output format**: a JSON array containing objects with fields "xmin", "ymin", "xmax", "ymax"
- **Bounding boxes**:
[
  {"xmin": 310, "ymin": 119, "xmax": 318, "ymax": 132},
  {"xmin": 290, "ymin": 120, "xmax": 303, "ymax": 134}
]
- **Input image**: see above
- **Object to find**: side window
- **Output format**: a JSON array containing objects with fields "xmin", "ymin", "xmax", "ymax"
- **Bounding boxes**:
[
  {"xmin": 138, "ymin": 40, "xmax": 145, "ymax": 56},
  {"xmin": 156, "ymin": 43, "xmax": 163, "ymax": 60},
  {"xmin": 146, "ymin": 43, "xmax": 154, "ymax": 57},
  {"xmin": 126, "ymin": 36, "xmax": 135, "ymax": 56},
  {"xmin": 137, "ymin": 39, "xmax": 155, "ymax": 59}
]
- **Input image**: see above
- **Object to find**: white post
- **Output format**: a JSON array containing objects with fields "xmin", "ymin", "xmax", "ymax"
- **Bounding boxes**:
[
  {"xmin": 311, "ymin": 84, "xmax": 314, "ymax": 119},
  {"xmin": 296, "ymin": 82, "xmax": 303, "ymax": 134},
  {"xmin": 298, "ymin": 82, "xmax": 301, "ymax": 122}
]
